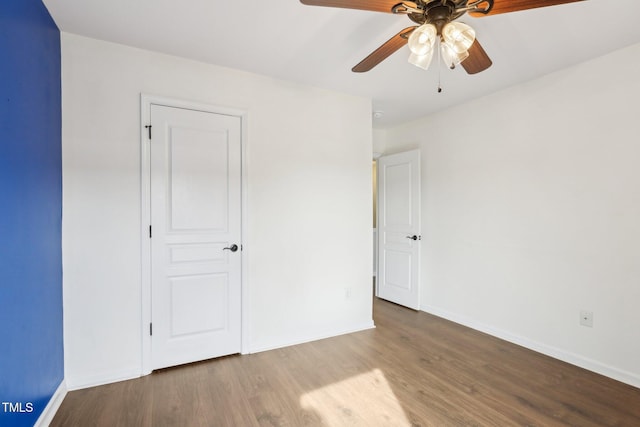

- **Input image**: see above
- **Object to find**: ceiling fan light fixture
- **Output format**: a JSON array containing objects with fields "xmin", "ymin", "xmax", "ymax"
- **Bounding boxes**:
[
  {"xmin": 441, "ymin": 42, "xmax": 469, "ymax": 69},
  {"xmin": 407, "ymin": 23, "xmax": 437, "ymax": 56},
  {"xmin": 442, "ymin": 21, "xmax": 476, "ymax": 54},
  {"xmin": 408, "ymin": 50, "xmax": 435, "ymax": 70}
]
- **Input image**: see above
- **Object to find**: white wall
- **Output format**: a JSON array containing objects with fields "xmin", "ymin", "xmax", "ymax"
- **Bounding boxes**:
[
  {"xmin": 372, "ymin": 128, "xmax": 386, "ymax": 157},
  {"xmin": 62, "ymin": 33, "xmax": 373, "ymax": 389},
  {"xmin": 382, "ymin": 43, "xmax": 640, "ymax": 387}
]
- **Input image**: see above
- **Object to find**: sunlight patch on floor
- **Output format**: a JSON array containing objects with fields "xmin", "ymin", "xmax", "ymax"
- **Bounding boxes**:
[{"xmin": 300, "ymin": 368, "xmax": 411, "ymax": 426}]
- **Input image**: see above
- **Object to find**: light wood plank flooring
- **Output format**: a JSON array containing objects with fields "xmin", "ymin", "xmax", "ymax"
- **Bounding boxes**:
[{"xmin": 52, "ymin": 298, "xmax": 640, "ymax": 426}]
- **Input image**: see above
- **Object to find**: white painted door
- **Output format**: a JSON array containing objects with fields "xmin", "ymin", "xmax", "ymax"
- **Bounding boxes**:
[
  {"xmin": 377, "ymin": 150, "xmax": 421, "ymax": 310},
  {"xmin": 150, "ymin": 104, "xmax": 242, "ymax": 370}
]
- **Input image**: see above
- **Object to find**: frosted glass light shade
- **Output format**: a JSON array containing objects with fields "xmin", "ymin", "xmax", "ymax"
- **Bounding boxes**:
[
  {"xmin": 408, "ymin": 49, "xmax": 435, "ymax": 70},
  {"xmin": 442, "ymin": 22, "xmax": 475, "ymax": 54},
  {"xmin": 441, "ymin": 42, "xmax": 469, "ymax": 69},
  {"xmin": 408, "ymin": 24, "xmax": 437, "ymax": 56}
]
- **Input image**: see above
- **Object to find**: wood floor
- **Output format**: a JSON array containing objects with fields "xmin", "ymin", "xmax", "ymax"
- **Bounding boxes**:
[{"xmin": 52, "ymin": 298, "xmax": 640, "ymax": 426}]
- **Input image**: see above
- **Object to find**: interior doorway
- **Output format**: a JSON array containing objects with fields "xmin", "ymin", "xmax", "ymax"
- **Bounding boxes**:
[
  {"xmin": 140, "ymin": 95, "xmax": 248, "ymax": 375},
  {"xmin": 374, "ymin": 150, "xmax": 421, "ymax": 310}
]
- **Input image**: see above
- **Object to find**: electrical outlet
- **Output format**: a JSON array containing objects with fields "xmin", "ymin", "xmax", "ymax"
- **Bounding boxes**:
[
  {"xmin": 580, "ymin": 310, "xmax": 593, "ymax": 328},
  {"xmin": 344, "ymin": 287, "xmax": 352, "ymax": 299}
]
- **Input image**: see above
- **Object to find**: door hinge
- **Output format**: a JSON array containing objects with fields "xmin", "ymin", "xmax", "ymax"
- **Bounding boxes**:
[
  {"xmin": 145, "ymin": 125, "xmax": 152, "ymax": 140},
  {"xmin": 150, "ymin": 323, "xmax": 153, "ymax": 336},
  {"xmin": 149, "ymin": 225, "xmax": 152, "ymax": 238}
]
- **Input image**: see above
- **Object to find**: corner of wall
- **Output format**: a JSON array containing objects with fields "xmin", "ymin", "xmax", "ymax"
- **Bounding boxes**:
[{"xmin": 34, "ymin": 380, "xmax": 67, "ymax": 427}]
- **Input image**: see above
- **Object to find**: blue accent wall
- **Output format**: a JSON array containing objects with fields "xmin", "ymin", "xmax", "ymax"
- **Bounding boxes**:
[{"xmin": 0, "ymin": 1, "xmax": 63, "ymax": 426}]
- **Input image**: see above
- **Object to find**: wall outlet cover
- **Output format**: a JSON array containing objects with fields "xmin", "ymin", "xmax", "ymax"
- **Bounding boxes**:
[{"xmin": 580, "ymin": 310, "xmax": 594, "ymax": 328}]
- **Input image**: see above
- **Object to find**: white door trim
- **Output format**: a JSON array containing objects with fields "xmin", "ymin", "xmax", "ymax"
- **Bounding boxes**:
[{"xmin": 139, "ymin": 94, "xmax": 250, "ymax": 375}]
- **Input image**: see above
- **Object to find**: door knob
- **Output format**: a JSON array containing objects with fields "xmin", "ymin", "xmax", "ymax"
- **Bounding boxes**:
[
  {"xmin": 223, "ymin": 244, "xmax": 239, "ymax": 252},
  {"xmin": 406, "ymin": 235, "xmax": 420, "ymax": 241}
]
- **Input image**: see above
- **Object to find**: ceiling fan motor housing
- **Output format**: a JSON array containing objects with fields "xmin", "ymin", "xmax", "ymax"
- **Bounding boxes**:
[{"xmin": 408, "ymin": 0, "xmax": 492, "ymax": 32}]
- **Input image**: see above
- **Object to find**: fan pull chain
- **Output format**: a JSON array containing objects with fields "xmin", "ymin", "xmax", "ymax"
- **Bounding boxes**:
[{"xmin": 437, "ymin": 38, "xmax": 443, "ymax": 93}]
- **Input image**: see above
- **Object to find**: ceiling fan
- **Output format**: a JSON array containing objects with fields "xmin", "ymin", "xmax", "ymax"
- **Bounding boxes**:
[{"xmin": 300, "ymin": 0, "xmax": 584, "ymax": 74}]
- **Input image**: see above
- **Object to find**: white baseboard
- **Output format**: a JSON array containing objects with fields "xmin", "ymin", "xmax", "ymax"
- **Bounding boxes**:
[
  {"xmin": 35, "ymin": 380, "xmax": 67, "ymax": 427},
  {"xmin": 65, "ymin": 367, "xmax": 141, "ymax": 391},
  {"xmin": 422, "ymin": 304, "xmax": 640, "ymax": 389},
  {"xmin": 248, "ymin": 321, "xmax": 376, "ymax": 354}
]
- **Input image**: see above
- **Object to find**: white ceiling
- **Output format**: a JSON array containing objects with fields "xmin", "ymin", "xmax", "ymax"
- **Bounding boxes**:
[{"xmin": 43, "ymin": 0, "xmax": 640, "ymax": 128}]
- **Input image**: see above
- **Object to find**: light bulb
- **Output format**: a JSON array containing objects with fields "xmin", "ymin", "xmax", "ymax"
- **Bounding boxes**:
[
  {"xmin": 408, "ymin": 24, "xmax": 437, "ymax": 56},
  {"xmin": 442, "ymin": 22, "xmax": 475, "ymax": 54},
  {"xmin": 441, "ymin": 42, "xmax": 469, "ymax": 69},
  {"xmin": 408, "ymin": 49, "xmax": 435, "ymax": 70}
]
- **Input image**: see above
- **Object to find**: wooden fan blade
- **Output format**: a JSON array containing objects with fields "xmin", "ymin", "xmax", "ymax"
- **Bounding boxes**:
[
  {"xmin": 300, "ymin": 0, "xmax": 401, "ymax": 13},
  {"xmin": 461, "ymin": 39, "xmax": 492, "ymax": 74},
  {"xmin": 469, "ymin": 0, "xmax": 584, "ymax": 17},
  {"xmin": 352, "ymin": 27, "xmax": 415, "ymax": 73}
]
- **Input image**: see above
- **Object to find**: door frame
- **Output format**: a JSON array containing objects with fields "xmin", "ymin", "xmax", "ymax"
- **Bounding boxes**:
[{"xmin": 139, "ymin": 94, "xmax": 249, "ymax": 375}]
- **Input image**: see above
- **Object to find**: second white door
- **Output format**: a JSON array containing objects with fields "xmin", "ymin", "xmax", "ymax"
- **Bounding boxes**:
[
  {"xmin": 377, "ymin": 150, "xmax": 421, "ymax": 310},
  {"xmin": 150, "ymin": 104, "xmax": 242, "ymax": 370}
]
